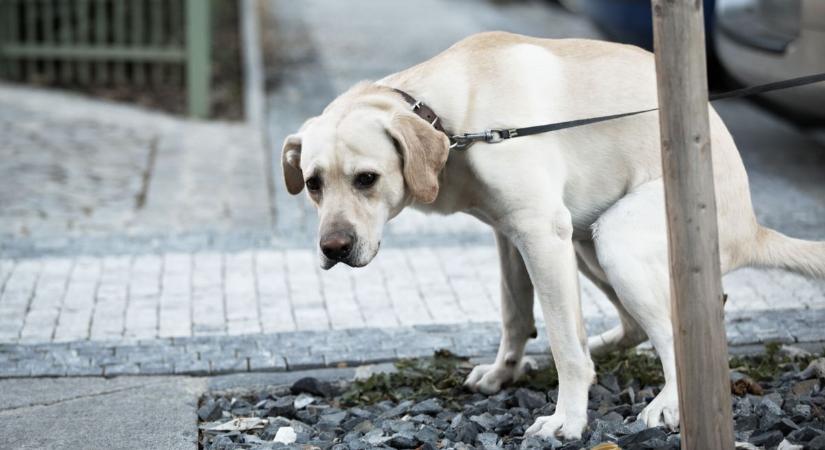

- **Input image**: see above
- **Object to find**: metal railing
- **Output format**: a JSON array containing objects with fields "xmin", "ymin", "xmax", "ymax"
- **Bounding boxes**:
[{"xmin": 0, "ymin": 0, "xmax": 211, "ymax": 118}]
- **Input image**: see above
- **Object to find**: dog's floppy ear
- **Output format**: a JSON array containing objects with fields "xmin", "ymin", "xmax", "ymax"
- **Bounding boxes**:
[
  {"xmin": 388, "ymin": 113, "xmax": 450, "ymax": 204},
  {"xmin": 281, "ymin": 133, "xmax": 305, "ymax": 195},
  {"xmin": 282, "ymin": 117, "xmax": 318, "ymax": 195}
]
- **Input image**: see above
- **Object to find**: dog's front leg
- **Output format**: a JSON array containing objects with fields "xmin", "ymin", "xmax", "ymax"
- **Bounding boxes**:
[
  {"xmin": 507, "ymin": 208, "xmax": 595, "ymax": 441},
  {"xmin": 465, "ymin": 232, "xmax": 536, "ymax": 393}
]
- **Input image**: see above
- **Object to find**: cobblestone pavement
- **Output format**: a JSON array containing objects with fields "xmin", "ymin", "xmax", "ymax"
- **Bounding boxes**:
[
  {"xmin": 1, "ymin": 248, "xmax": 824, "ymax": 344},
  {"xmin": 0, "ymin": 0, "xmax": 823, "ymax": 378},
  {"xmin": 0, "ymin": 84, "xmax": 272, "ymax": 258}
]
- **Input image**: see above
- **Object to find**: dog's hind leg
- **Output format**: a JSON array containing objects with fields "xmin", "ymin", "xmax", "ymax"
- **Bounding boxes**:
[
  {"xmin": 465, "ymin": 232, "xmax": 537, "ymax": 394},
  {"xmin": 592, "ymin": 180, "xmax": 680, "ymax": 431},
  {"xmin": 574, "ymin": 242, "xmax": 647, "ymax": 357}
]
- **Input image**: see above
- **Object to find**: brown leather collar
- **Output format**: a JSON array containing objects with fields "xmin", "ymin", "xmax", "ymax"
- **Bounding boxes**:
[{"xmin": 392, "ymin": 88, "xmax": 449, "ymax": 136}]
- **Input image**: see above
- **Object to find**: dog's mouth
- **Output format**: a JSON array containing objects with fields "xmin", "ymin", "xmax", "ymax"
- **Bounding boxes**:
[
  {"xmin": 320, "ymin": 258, "xmax": 339, "ymax": 270},
  {"xmin": 320, "ymin": 258, "xmax": 367, "ymax": 270}
]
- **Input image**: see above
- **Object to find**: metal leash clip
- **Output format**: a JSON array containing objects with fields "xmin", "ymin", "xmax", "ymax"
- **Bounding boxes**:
[{"xmin": 449, "ymin": 129, "xmax": 514, "ymax": 150}]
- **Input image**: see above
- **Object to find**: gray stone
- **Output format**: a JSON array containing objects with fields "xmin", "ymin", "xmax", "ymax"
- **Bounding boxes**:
[
  {"xmin": 363, "ymin": 428, "xmax": 391, "ymax": 446},
  {"xmin": 769, "ymin": 418, "xmax": 800, "ymax": 434},
  {"xmin": 350, "ymin": 419, "xmax": 374, "ymax": 434},
  {"xmin": 410, "ymin": 398, "xmax": 443, "ymax": 416},
  {"xmin": 602, "ymin": 411, "xmax": 624, "ymax": 424},
  {"xmin": 388, "ymin": 431, "xmax": 419, "ymax": 449},
  {"xmin": 750, "ymin": 430, "xmax": 784, "ymax": 448},
  {"xmin": 229, "ymin": 399, "xmax": 253, "ymax": 416},
  {"xmin": 514, "ymin": 388, "xmax": 546, "ymax": 410},
  {"xmin": 198, "ymin": 399, "xmax": 223, "ymax": 421},
  {"xmin": 558, "ymin": 438, "xmax": 583, "ymax": 450},
  {"xmin": 447, "ymin": 415, "xmax": 480, "ymax": 444},
  {"xmin": 759, "ymin": 412, "xmax": 783, "ymax": 431},
  {"xmin": 587, "ymin": 419, "xmax": 621, "ymax": 448},
  {"xmin": 616, "ymin": 419, "xmax": 647, "ymax": 436},
  {"xmin": 319, "ymin": 410, "xmax": 347, "ymax": 428},
  {"xmin": 260, "ymin": 419, "xmax": 290, "ymax": 441},
  {"xmin": 492, "ymin": 413, "xmax": 516, "ymax": 434},
  {"xmin": 733, "ymin": 396, "xmax": 754, "ymax": 417},
  {"xmin": 383, "ymin": 419, "xmax": 415, "ymax": 434},
  {"xmin": 414, "ymin": 425, "xmax": 440, "ymax": 445},
  {"xmin": 787, "ymin": 426, "xmax": 824, "ymax": 444},
  {"xmin": 378, "ymin": 400, "xmax": 414, "ymax": 419},
  {"xmin": 617, "ymin": 427, "xmax": 668, "ymax": 448},
  {"xmin": 736, "ymin": 413, "xmax": 759, "ymax": 432},
  {"xmin": 293, "ymin": 393, "xmax": 315, "ymax": 409},
  {"xmin": 599, "ymin": 373, "xmax": 621, "ymax": 394},
  {"xmin": 409, "ymin": 413, "xmax": 434, "ymax": 425},
  {"xmin": 291, "ymin": 376, "xmax": 334, "ymax": 397},
  {"xmin": 470, "ymin": 412, "xmax": 497, "ymax": 431},
  {"xmin": 759, "ymin": 396, "xmax": 784, "ymax": 416},
  {"xmin": 266, "ymin": 396, "xmax": 296, "ymax": 417},
  {"xmin": 766, "ymin": 393, "xmax": 785, "ymax": 408},
  {"xmin": 476, "ymin": 432, "xmax": 500, "ymax": 449},
  {"xmin": 519, "ymin": 436, "xmax": 547, "ymax": 450},
  {"xmin": 590, "ymin": 384, "xmax": 614, "ymax": 403},
  {"xmin": 791, "ymin": 404, "xmax": 812, "ymax": 422},
  {"xmin": 808, "ymin": 435, "xmax": 825, "ymax": 450}
]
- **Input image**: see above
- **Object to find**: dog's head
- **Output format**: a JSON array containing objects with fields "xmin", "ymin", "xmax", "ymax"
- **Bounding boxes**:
[{"xmin": 282, "ymin": 83, "xmax": 450, "ymax": 269}]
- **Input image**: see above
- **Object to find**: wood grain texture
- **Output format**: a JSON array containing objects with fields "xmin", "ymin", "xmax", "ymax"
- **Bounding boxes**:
[{"xmin": 651, "ymin": 0, "xmax": 735, "ymax": 448}]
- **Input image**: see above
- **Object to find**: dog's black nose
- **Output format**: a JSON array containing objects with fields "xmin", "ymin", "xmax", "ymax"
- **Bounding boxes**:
[{"xmin": 320, "ymin": 232, "xmax": 354, "ymax": 261}]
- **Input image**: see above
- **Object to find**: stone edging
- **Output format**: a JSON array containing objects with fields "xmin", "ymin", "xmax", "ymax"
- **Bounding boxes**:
[{"xmin": 0, "ymin": 308, "xmax": 822, "ymax": 378}]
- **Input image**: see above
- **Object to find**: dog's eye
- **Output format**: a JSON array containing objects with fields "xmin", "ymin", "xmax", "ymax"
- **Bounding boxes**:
[
  {"xmin": 354, "ymin": 172, "xmax": 378, "ymax": 189},
  {"xmin": 305, "ymin": 176, "xmax": 321, "ymax": 192}
]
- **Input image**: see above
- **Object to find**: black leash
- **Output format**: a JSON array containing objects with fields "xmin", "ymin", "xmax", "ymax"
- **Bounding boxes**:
[{"xmin": 447, "ymin": 72, "xmax": 825, "ymax": 150}]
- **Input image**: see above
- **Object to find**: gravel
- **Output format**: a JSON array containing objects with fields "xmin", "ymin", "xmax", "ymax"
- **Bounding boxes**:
[{"xmin": 198, "ymin": 355, "xmax": 825, "ymax": 450}]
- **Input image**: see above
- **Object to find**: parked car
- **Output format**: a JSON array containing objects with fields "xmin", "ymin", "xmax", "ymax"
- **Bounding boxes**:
[
  {"xmin": 570, "ymin": 0, "xmax": 716, "ymax": 51},
  {"xmin": 714, "ymin": 0, "xmax": 825, "ymax": 123},
  {"xmin": 568, "ymin": 0, "xmax": 724, "ymax": 85}
]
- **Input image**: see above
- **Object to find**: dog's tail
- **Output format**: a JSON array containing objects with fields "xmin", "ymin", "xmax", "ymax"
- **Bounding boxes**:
[{"xmin": 748, "ymin": 226, "xmax": 825, "ymax": 278}]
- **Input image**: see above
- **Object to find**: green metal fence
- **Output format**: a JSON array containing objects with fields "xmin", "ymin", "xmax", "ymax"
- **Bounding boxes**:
[{"xmin": 0, "ymin": 0, "xmax": 211, "ymax": 118}]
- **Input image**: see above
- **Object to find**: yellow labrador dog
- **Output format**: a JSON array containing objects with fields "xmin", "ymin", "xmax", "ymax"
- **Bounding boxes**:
[{"xmin": 282, "ymin": 32, "xmax": 825, "ymax": 440}]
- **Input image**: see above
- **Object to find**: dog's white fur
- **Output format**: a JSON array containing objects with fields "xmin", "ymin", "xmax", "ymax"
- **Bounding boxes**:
[{"xmin": 282, "ymin": 32, "xmax": 825, "ymax": 440}]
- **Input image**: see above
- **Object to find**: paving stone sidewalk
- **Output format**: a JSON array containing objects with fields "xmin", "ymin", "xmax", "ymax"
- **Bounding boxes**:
[
  {"xmin": 0, "ymin": 84, "xmax": 273, "ymax": 258},
  {"xmin": 2, "ymin": 246, "xmax": 825, "ymax": 344}
]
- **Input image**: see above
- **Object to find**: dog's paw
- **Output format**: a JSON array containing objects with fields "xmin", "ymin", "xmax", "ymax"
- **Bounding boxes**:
[
  {"xmin": 638, "ymin": 384, "xmax": 680, "ymax": 431},
  {"xmin": 525, "ymin": 412, "xmax": 586, "ymax": 441},
  {"xmin": 464, "ymin": 357, "xmax": 536, "ymax": 394}
]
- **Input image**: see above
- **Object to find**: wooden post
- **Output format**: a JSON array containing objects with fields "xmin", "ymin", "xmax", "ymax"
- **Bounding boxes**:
[{"xmin": 650, "ymin": 1, "xmax": 734, "ymax": 449}]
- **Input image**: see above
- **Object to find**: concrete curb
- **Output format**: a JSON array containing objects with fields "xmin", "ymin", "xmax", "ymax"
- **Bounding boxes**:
[{"xmin": 1, "ymin": 307, "xmax": 822, "ymax": 379}]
